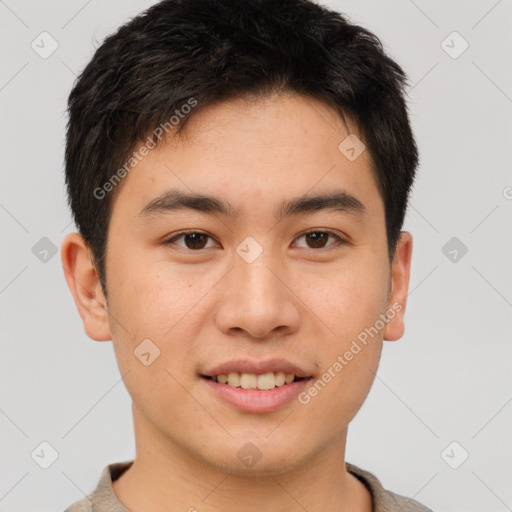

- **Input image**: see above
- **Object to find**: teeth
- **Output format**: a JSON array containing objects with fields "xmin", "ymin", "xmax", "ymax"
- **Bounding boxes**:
[
  {"xmin": 240, "ymin": 373, "xmax": 257, "ymax": 390},
  {"xmin": 213, "ymin": 372, "xmax": 298, "ymax": 390},
  {"xmin": 217, "ymin": 374, "xmax": 228, "ymax": 384},
  {"xmin": 227, "ymin": 372, "xmax": 240, "ymax": 387},
  {"xmin": 257, "ymin": 372, "xmax": 275, "ymax": 390},
  {"xmin": 275, "ymin": 372, "xmax": 286, "ymax": 386}
]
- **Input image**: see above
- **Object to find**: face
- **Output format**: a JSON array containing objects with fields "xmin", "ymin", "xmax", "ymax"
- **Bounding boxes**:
[{"xmin": 63, "ymin": 91, "xmax": 412, "ymax": 476}]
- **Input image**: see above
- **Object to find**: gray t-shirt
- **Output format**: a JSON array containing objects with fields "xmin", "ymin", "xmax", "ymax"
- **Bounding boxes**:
[{"xmin": 64, "ymin": 460, "xmax": 433, "ymax": 511}]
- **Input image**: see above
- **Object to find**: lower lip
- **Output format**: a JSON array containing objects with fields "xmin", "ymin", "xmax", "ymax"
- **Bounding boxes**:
[{"xmin": 201, "ymin": 377, "xmax": 312, "ymax": 413}]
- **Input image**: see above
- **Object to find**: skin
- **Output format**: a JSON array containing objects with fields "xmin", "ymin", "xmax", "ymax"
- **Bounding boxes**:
[{"xmin": 61, "ymin": 91, "xmax": 412, "ymax": 512}]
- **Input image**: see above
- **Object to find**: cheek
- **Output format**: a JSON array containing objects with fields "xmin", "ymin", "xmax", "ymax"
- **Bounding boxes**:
[
  {"xmin": 306, "ymin": 252, "xmax": 390, "ymax": 342},
  {"xmin": 299, "ymin": 252, "xmax": 388, "ymax": 411},
  {"xmin": 107, "ymin": 250, "xmax": 199, "ymax": 334},
  {"xmin": 305, "ymin": 346, "xmax": 381, "ymax": 433},
  {"xmin": 106, "ymin": 256, "xmax": 215, "ymax": 379},
  {"xmin": 299, "ymin": 298, "xmax": 384, "ymax": 431},
  {"xmin": 106, "ymin": 270, "xmax": 200, "ymax": 428}
]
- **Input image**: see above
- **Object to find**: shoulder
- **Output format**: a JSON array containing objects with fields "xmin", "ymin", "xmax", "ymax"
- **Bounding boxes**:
[
  {"xmin": 64, "ymin": 492, "xmax": 94, "ymax": 512},
  {"xmin": 346, "ymin": 462, "xmax": 434, "ymax": 512},
  {"xmin": 63, "ymin": 461, "xmax": 133, "ymax": 512},
  {"xmin": 64, "ymin": 498, "xmax": 92, "ymax": 512}
]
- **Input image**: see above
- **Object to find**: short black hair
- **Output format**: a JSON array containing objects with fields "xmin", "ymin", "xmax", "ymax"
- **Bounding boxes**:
[{"xmin": 65, "ymin": 0, "xmax": 419, "ymax": 294}]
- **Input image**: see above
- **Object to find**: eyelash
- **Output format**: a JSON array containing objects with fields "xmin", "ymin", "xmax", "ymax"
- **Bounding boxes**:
[{"xmin": 164, "ymin": 229, "xmax": 347, "ymax": 251}]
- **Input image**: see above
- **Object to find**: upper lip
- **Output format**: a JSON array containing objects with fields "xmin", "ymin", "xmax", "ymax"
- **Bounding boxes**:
[{"xmin": 202, "ymin": 358, "xmax": 312, "ymax": 379}]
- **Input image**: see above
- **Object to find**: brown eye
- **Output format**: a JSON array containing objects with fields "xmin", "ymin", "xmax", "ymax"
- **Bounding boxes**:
[
  {"xmin": 165, "ymin": 229, "xmax": 345, "ymax": 252},
  {"xmin": 294, "ymin": 230, "xmax": 343, "ymax": 249},
  {"xmin": 182, "ymin": 233, "xmax": 208, "ymax": 250},
  {"xmin": 166, "ymin": 231, "xmax": 216, "ymax": 250},
  {"xmin": 305, "ymin": 232, "xmax": 329, "ymax": 249}
]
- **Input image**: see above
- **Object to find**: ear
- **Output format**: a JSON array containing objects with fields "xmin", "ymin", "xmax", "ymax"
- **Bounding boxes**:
[
  {"xmin": 61, "ymin": 232, "xmax": 111, "ymax": 341},
  {"xmin": 383, "ymin": 231, "xmax": 413, "ymax": 341}
]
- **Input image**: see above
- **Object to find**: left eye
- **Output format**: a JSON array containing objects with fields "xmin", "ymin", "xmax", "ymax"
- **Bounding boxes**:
[
  {"xmin": 294, "ymin": 230, "xmax": 343, "ymax": 249},
  {"xmin": 165, "ymin": 230, "xmax": 343, "ymax": 251}
]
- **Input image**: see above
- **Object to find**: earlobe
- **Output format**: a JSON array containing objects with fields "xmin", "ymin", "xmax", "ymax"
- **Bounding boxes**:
[
  {"xmin": 383, "ymin": 231, "xmax": 413, "ymax": 342},
  {"xmin": 61, "ymin": 232, "xmax": 112, "ymax": 341}
]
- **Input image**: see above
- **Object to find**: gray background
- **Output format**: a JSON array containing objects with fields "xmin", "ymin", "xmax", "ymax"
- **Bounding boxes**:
[{"xmin": 1, "ymin": 0, "xmax": 511, "ymax": 510}]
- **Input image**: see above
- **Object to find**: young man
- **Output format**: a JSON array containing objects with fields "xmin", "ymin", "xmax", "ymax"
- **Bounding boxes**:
[{"xmin": 61, "ymin": 0, "xmax": 432, "ymax": 510}]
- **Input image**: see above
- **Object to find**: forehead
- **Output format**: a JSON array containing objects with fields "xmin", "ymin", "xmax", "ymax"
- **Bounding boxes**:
[{"xmin": 110, "ymin": 92, "xmax": 383, "ymax": 224}]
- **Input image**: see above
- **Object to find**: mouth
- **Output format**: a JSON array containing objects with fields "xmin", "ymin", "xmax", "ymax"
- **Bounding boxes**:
[
  {"xmin": 200, "ymin": 372, "xmax": 307, "ymax": 391},
  {"xmin": 199, "ymin": 359, "xmax": 313, "ymax": 413}
]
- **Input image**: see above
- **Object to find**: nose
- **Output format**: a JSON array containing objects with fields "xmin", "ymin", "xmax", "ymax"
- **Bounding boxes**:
[{"xmin": 214, "ymin": 248, "xmax": 301, "ymax": 340}]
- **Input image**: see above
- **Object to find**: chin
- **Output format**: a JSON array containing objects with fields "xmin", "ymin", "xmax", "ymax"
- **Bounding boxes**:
[{"xmin": 193, "ymin": 434, "xmax": 311, "ymax": 477}]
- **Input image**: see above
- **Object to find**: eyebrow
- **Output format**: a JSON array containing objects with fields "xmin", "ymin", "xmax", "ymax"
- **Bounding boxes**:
[{"xmin": 139, "ymin": 188, "xmax": 367, "ymax": 221}]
